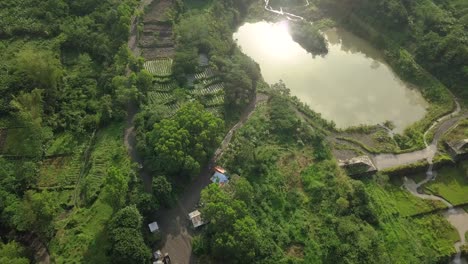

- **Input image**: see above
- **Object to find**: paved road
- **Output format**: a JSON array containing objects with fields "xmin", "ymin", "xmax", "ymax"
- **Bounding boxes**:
[{"xmin": 373, "ymin": 111, "xmax": 467, "ymax": 170}]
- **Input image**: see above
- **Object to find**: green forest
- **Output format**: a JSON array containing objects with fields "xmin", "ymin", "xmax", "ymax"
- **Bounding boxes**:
[{"xmin": 0, "ymin": 0, "xmax": 467, "ymax": 263}]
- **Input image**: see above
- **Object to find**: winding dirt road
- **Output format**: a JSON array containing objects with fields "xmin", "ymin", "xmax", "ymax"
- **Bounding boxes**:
[
  {"xmin": 154, "ymin": 94, "xmax": 268, "ymax": 264},
  {"xmin": 124, "ymin": 3, "xmax": 269, "ymax": 263}
]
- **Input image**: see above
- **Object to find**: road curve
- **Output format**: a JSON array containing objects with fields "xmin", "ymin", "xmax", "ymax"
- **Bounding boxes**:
[{"xmin": 373, "ymin": 103, "xmax": 467, "ymax": 170}]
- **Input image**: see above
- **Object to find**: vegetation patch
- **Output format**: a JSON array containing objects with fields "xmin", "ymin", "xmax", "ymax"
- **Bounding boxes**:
[
  {"xmin": 143, "ymin": 59, "xmax": 173, "ymax": 77},
  {"xmin": 443, "ymin": 119, "xmax": 468, "ymax": 144},
  {"xmin": 286, "ymin": 243, "xmax": 305, "ymax": 259},
  {"xmin": 364, "ymin": 174, "xmax": 446, "ymax": 217},
  {"xmin": 50, "ymin": 123, "xmax": 133, "ymax": 263},
  {"xmin": 38, "ymin": 155, "xmax": 82, "ymax": 188},
  {"xmin": 424, "ymin": 161, "xmax": 468, "ymax": 205},
  {"xmin": 51, "ymin": 198, "xmax": 114, "ymax": 263},
  {"xmin": 381, "ymin": 160, "xmax": 429, "ymax": 176}
]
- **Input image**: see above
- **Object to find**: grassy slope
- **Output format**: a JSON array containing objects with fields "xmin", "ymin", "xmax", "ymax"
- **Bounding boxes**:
[
  {"xmin": 365, "ymin": 177, "xmax": 458, "ymax": 261},
  {"xmin": 219, "ymin": 93, "xmax": 457, "ymax": 262},
  {"xmin": 48, "ymin": 123, "xmax": 131, "ymax": 263},
  {"xmin": 443, "ymin": 119, "xmax": 468, "ymax": 143},
  {"xmin": 364, "ymin": 177, "xmax": 446, "ymax": 217},
  {"xmin": 425, "ymin": 161, "xmax": 468, "ymax": 205}
]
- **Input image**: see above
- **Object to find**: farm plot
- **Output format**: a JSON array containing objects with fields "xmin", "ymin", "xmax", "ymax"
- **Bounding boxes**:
[
  {"xmin": 204, "ymin": 94, "xmax": 224, "ymax": 107},
  {"xmin": 154, "ymin": 81, "xmax": 177, "ymax": 92},
  {"xmin": 50, "ymin": 123, "xmax": 132, "ymax": 263},
  {"xmin": 38, "ymin": 153, "xmax": 83, "ymax": 188},
  {"xmin": 200, "ymin": 76, "xmax": 221, "ymax": 86},
  {"xmin": 80, "ymin": 124, "xmax": 129, "ymax": 204},
  {"xmin": 144, "ymin": 58, "xmax": 173, "ymax": 76},
  {"xmin": 191, "ymin": 82, "xmax": 224, "ymax": 96},
  {"xmin": 141, "ymin": 47, "xmax": 175, "ymax": 60},
  {"xmin": 148, "ymin": 91, "xmax": 176, "ymax": 105},
  {"xmin": 166, "ymin": 103, "xmax": 180, "ymax": 113},
  {"xmin": 195, "ymin": 68, "xmax": 214, "ymax": 80}
]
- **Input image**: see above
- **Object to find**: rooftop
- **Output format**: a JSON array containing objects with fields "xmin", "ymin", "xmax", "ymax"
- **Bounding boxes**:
[
  {"xmin": 211, "ymin": 171, "xmax": 229, "ymax": 184},
  {"xmin": 189, "ymin": 210, "xmax": 204, "ymax": 228},
  {"xmin": 148, "ymin": 221, "xmax": 159, "ymax": 233}
]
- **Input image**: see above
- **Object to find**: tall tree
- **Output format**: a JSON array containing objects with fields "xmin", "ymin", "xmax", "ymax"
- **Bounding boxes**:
[
  {"xmin": 108, "ymin": 206, "xmax": 150, "ymax": 264},
  {"xmin": 104, "ymin": 166, "xmax": 129, "ymax": 209},
  {"xmin": 146, "ymin": 102, "xmax": 223, "ymax": 177}
]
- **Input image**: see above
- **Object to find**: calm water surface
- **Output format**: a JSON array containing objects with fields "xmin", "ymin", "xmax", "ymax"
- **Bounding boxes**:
[{"xmin": 233, "ymin": 21, "xmax": 429, "ymax": 132}]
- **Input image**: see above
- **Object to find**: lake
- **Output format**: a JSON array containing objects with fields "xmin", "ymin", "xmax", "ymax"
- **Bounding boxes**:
[{"xmin": 233, "ymin": 21, "xmax": 429, "ymax": 132}]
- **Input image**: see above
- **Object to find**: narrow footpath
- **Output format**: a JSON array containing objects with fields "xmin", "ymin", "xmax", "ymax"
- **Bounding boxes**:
[{"xmin": 124, "ymin": 0, "xmax": 155, "ymax": 191}]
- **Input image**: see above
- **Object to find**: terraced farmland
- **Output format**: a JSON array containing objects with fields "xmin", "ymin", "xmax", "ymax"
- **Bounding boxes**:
[
  {"xmin": 148, "ymin": 91, "xmax": 176, "ymax": 105},
  {"xmin": 189, "ymin": 66, "xmax": 226, "ymax": 114},
  {"xmin": 191, "ymin": 82, "xmax": 224, "ymax": 96},
  {"xmin": 144, "ymin": 58, "xmax": 173, "ymax": 76},
  {"xmin": 154, "ymin": 81, "xmax": 177, "ymax": 92},
  {"xmin": 205, "ymin": 94, "xmax": 224, "ymax": 107},
  {"xmin": 195, "ymin": 68, "xmax": 214, "ymax": 80},
  {"xmin": 141, "ymin": 57, "xmax": 225, "ymax": 117},
  {"xmin": 38, "ymin": 149, "xmax": 84, "ymax": 188},
  {"xmin": 80, "ymin": 124, "xmax": 128, "ymax": 203}
]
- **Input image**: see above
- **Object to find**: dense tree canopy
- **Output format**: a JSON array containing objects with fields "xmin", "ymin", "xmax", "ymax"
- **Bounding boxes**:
[
  {"xmin": 0, "ymin": 241, "xmax": 29, "ymax": 264},
  {"xmin": 108, "ymin": 206, "xmax": 151, "ymax": 264},
  {"xmin": 290, "ymin": 21, "xmax": 328, "ymax": 56},
  {"xmin": 319, "ymin": 0, "xmax": 468, "ymax": 101},
  {"xmin": 145, "ymin": 102, "xmax": 223, "ymax": 177},
  {"xmin": 0, "ymin": 0, "xmax": 140, "ymax": 260}
]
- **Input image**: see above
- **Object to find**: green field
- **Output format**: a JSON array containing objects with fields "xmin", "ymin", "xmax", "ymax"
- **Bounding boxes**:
[
  {"xmin": 38, "ymin": 155, "xmax": 83, "ymax": 188},
  {"xmin": 364, "ymin": 176, "xmax": 447, "ymax": 217},
  {"xmin": 144, "ymin": 59, "xmax": 173, "ymax": 77},
  {"xmin": 443, "ymin": 119, "xmax": 468, "ymax": 144},
  {"xmin": 365, "ymin": 176, "xmax": 458, "ymax": 261},
  {"xmin": 425, "ymin": 161, "xmax": 468, "ymax": 205},
  {"xmin": 49, "ymin": 123, "xmax": 132, "ymax": 263},
  {"xmin": 51, "ymin": 198, "xmax": 114, "ymax": 264}
]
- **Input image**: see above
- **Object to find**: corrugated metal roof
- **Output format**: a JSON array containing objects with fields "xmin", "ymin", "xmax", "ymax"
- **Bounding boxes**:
[{"xmin": 211, "ymin": 171, "xmax": 229, "ymax": 183}]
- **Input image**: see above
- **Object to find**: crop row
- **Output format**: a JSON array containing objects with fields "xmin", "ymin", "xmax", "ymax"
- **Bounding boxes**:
[
  {"xmin": 154, "ymin": 81, "xmax": 177, "ymax": 92},
  {"xmin": 200, "ymin": 76, "xmax": 221, "ymax": 87},
  {"xmin": 148, "ymin": 92, "xmax": 174, "ymax": 104},
  {"xmin": 195, "ymin": 68, "xmax": 214, "ymax": 80},
  {"xmin": 154, "ymin": 76, "xmax": 172, "ymax": 83},
  {"xmin": 144, "ymin": 59, "xmax": 173, "ymax": 76},
  {"xmin": 204, "ymin": 95, "xmax": 224, "ymax": 107},
  {"xmin": 191, "ymin": 83, "xmax": 224, "ymax": 96}
]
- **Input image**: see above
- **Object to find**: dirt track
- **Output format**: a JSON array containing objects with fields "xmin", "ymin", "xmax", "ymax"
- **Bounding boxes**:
[{"xmin": 155, "ymin": 94, "xmax": 268, "ymax": 264}]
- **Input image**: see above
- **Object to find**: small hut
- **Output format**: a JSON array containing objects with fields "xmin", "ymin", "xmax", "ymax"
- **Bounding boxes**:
[
  {"xmin": 446, "ymin": 139, "xmax": 468, "ymax": 160},
  {"xmin": 148, "ymin": 221, "xmax": 159, "ymax": 233},
  {"xmin": 338, "ymin": 155, "xmax": 377, "ymax": 177},
  {"xmin": 189, "ymin": 210, "xmax": 204, "ymax": 228}
]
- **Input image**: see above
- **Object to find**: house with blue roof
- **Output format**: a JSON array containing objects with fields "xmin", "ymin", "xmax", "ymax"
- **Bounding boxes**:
[{"xmin": 210, "ymin": 168, "xmax": 229, "ymax": 186}]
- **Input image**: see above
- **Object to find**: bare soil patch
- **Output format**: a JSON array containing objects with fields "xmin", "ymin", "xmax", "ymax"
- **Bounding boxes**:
[
  {"xmin": 139, "ymin": 1, "xmax": 175, "ymax": 60},
  {"xmin": 286, "ymin": 244, "xmax": 305, "ymax": 259},
  {"xmin": 141, "ymin": 47, "xmax": 175, "ymax": 59},
  {"xmin": 143, "ymin": 0, "xmax": 174, "ymax": 23}
]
